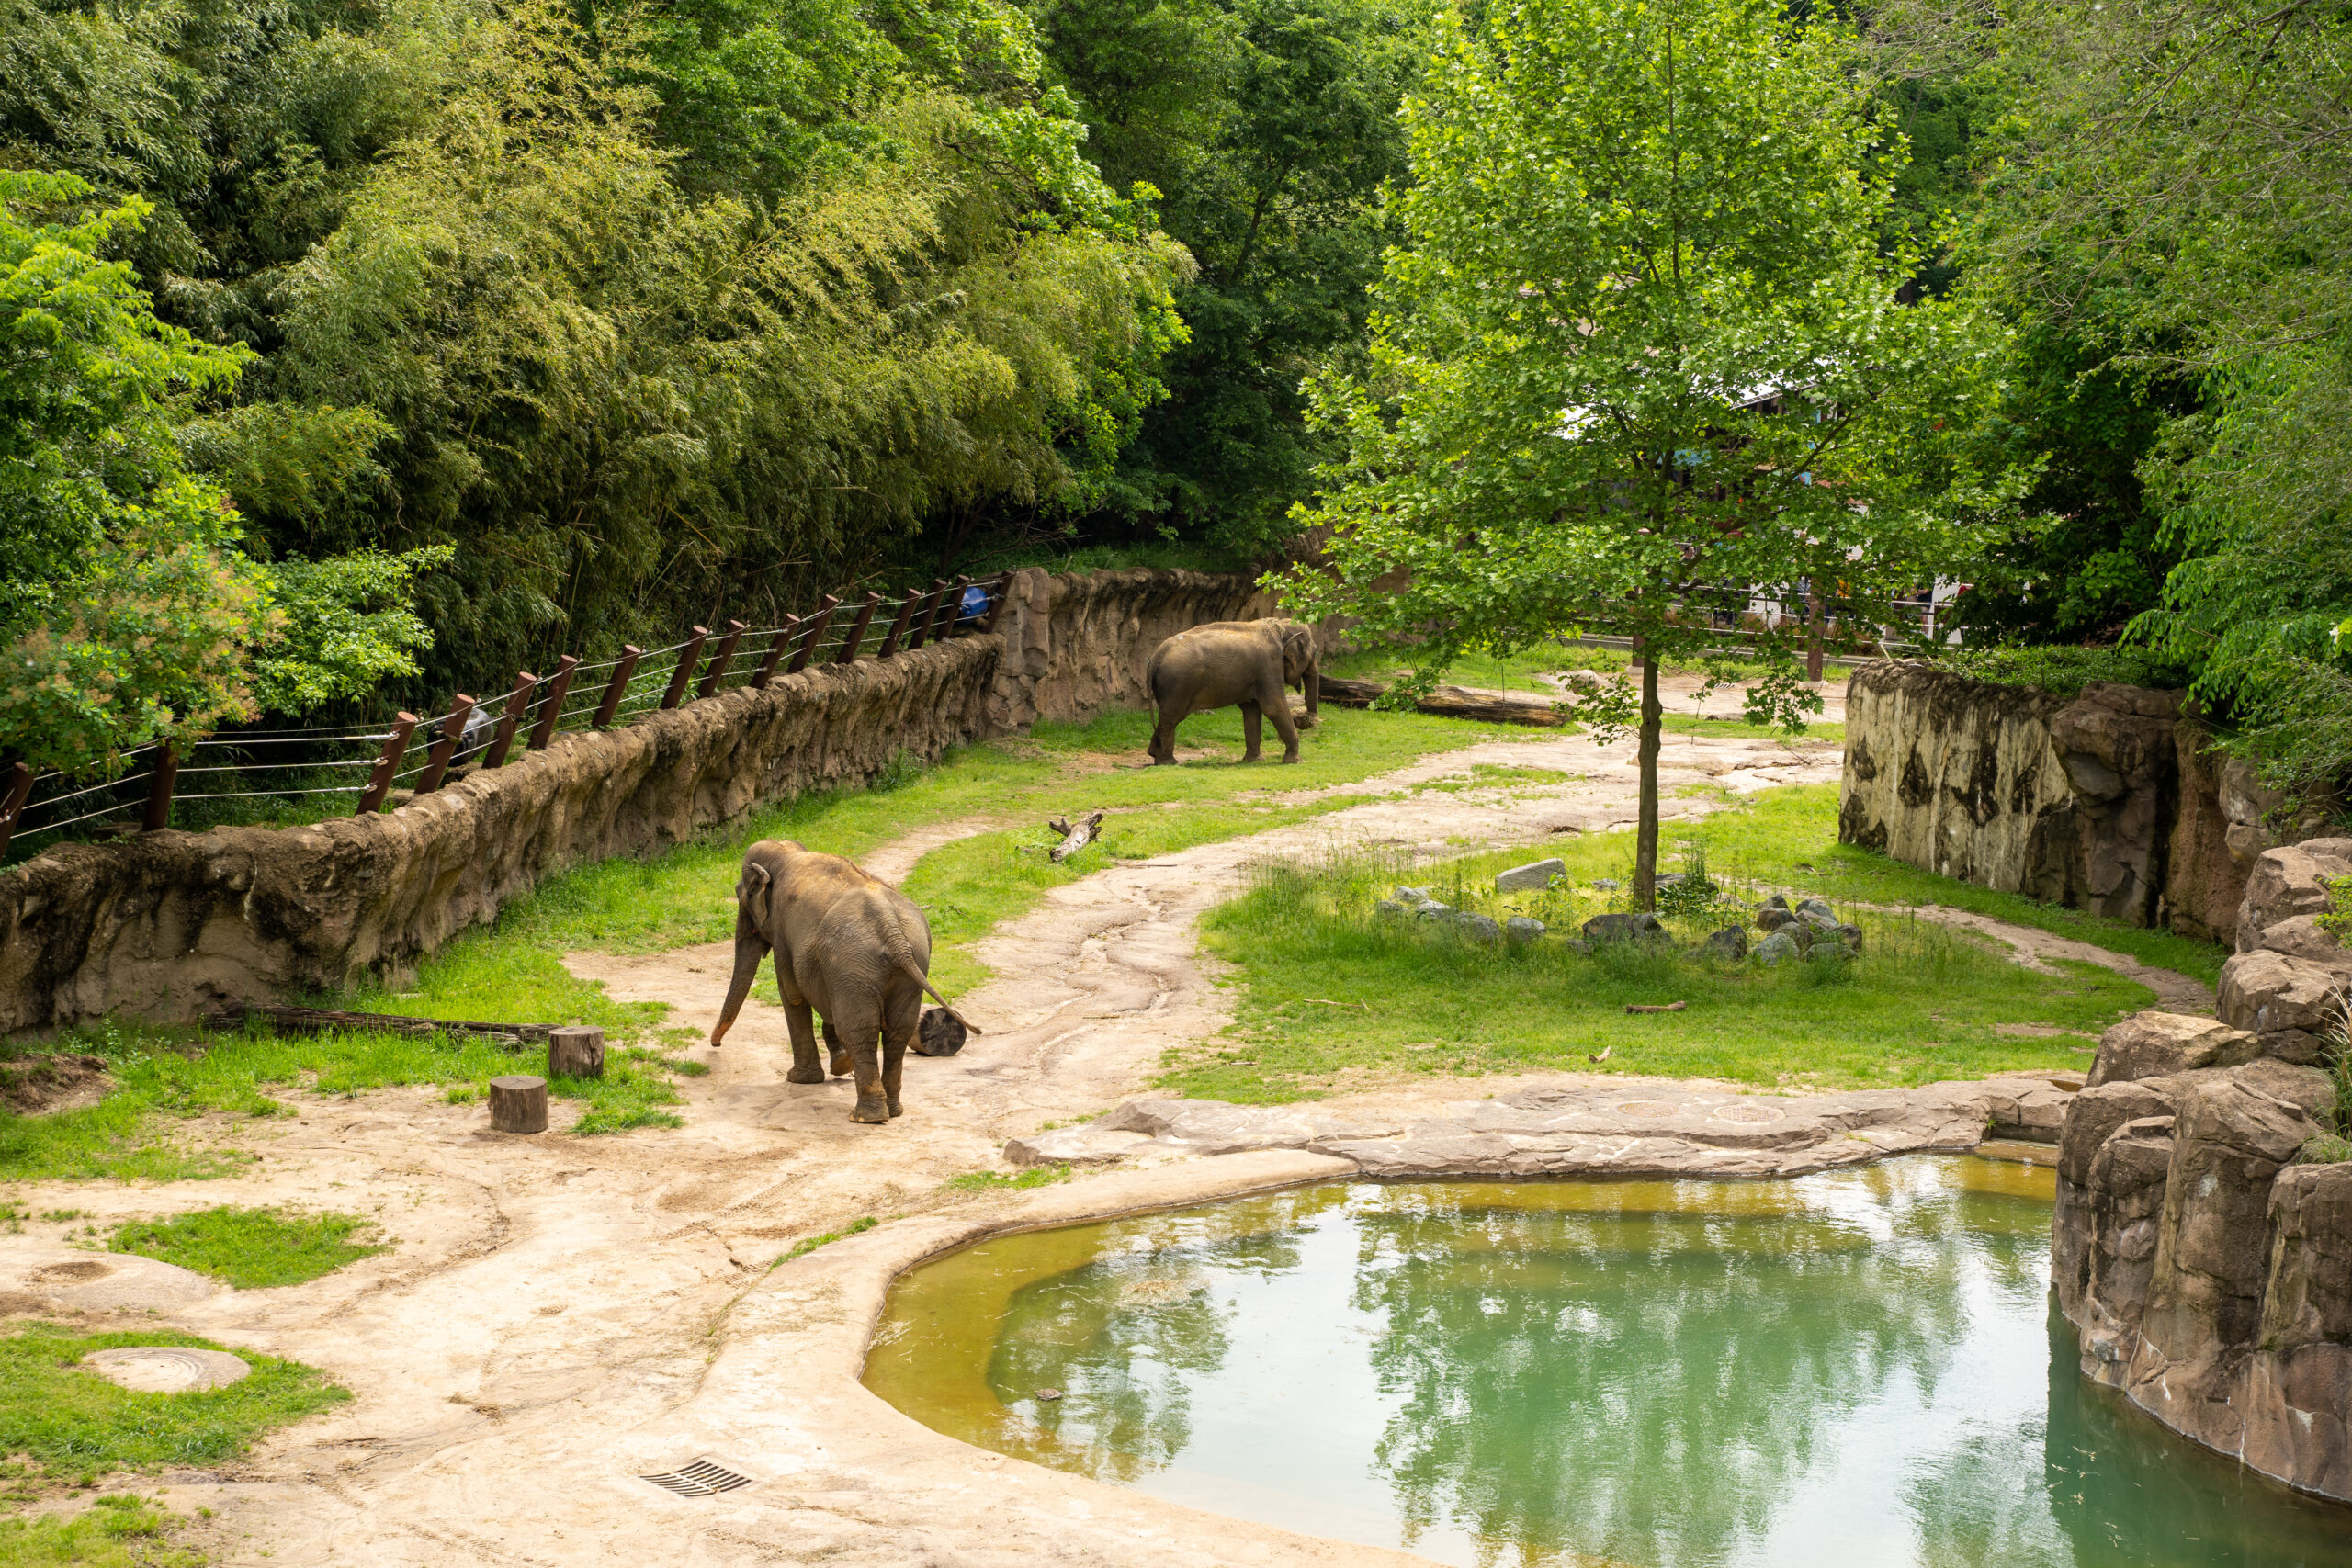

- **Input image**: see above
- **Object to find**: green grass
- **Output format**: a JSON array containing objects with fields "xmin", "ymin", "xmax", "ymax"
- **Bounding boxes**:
[
  {"xmin": 108, "ymin": 1207, "xmax": 385, "ymax": 1290},
  {"xmin": 0, "ymin": 1021, "xmax": 693, "ymax": 1182},
  {"xmin": 0, "ymin": 1325, "xmax": 346, "ymax": 1492},
  {"xmin": 0, "ymin": 1495, "xmax": 199, "ymax": 1567},
  {"xmin": 940, "ymin": 1167, "xmax": 1072, "ymax": 1192},
  {"xmin": 1179, "ymin": 849, "xmax": 2156, "ymax": 1102},
  {"xmin": 774, "ymin": 1215, "xmax": 876, "ymax": 1267}
]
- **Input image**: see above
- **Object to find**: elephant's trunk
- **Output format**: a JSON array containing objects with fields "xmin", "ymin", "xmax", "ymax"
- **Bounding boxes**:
[
  {"xmin": 1304, "ymin": 653, "xmax": 1320, "ymax": 718},
  {"xmin": 710, "ymin": 928, "xmax": 769, "ymax": 1047}
]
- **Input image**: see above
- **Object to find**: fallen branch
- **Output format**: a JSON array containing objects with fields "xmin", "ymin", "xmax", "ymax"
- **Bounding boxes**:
[
  {"xmin": 1047, "ymin": 809, "xmax": 1105, "ymax": 863},
  {"xmin": 1623, "ymin": 1001, "xmax": 1688, "ymax": 1014},
  {"xmin": 205, "ymin": 1002, "xmax": 553, "ymax": 1051},
  {"xmin": 1315, "ymin": 675, "xmax": 1565, "ymax": 728}
]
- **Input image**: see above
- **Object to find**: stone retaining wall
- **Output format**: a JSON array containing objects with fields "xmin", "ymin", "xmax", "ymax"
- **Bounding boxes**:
[
  {"xmin": 1838, "ymin": 660, "xmax": 2314, "ymax": 943},
  {"xmin": 0, "ymin": 568, "xmax": 1281, "ymax": 1035}
]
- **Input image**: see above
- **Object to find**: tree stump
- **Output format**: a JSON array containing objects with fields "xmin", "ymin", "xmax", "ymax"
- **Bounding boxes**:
[
  {"xmin": 547, "ymin": 1025, "xmax": 605, "ymax": 1080},
  {"xmin": 490, "ymin": 1075, "xmax": 548, "ymax": 1134}
]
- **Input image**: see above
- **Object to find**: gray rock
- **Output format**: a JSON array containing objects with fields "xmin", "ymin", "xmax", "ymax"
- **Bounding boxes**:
[
  {"xmin": 1505, "ymin": 916, "xmax": 1547, "ymax": 942},
  {"xmin": 1415, "ymin": 901, "xmax": 1454, "ymax": 920},
  {"xmin": 1796, "ymin": 897, "xmax": 1836, "ymax": 919},
  {"xmin": 2087, "ymin": 1011, "xmax": 2260, "ymax": 1088},
  {"xmin": 1374, "ymin": 899, "xmax": 1407, "ymax": 917},
  {"xmin": 1457, "ymin": 913, "xmax": 1503, "ymax": 942},
  {"xmin": 1593, "ymin": 878, "xmax": 1622, "ymax": 891},
  {"xmin": 1561, "ymin": 939, "xmax": 1595, "ymax": 955},
  {"xmin": 1757, "ymin": 907, "xmax": 1798, "ymax": 932},
  {"xmin": 1583, "ymin": 911, "xmax": 1665, "ymax": 944},
  {"xmin": 1834, "ymin": 922, "xmax": 1864, "ymax": 951},
  {"xmin": 1700, "ymin": 926, "xmax": 1748, "ymax": 959},
  {"xmin": 1762, "ymin": 892, "xmax": 1791, "ymax": 911},
  {"xmin": 2218, "ymin": 949, "xmax": 2343, "ymax": 1043},
  {"xmin": 1002, "ymin": 1127, "xmax": 1153, "ymax": 1167},
  {"xmin": 1495, "ymin": 857, "xmax": 1566, "ymax": 893},
  {"xmin": 1395, "ymin": 885, "xmax": 1431, "ymax": 905},
  {"xmin": 1754, "ymin": 931, "xmax": 1801, "ymax": 967},
  {"xmin": 1099, "ymin": 1098, "xmax": 1399, "ymax": 1154}
]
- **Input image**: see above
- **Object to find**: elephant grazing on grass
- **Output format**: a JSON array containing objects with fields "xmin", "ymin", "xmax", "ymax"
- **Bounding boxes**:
[
  {"xmin": 1146, "ymin": 618, "xmax": 1319, "ymax": 765},
  {"xmin": 709, "ymin": 840, "xmax": 976, "ymax": 1124}
]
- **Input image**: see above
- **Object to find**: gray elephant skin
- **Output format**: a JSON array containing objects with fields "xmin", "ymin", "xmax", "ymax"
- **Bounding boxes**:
[
  {"xmin": 1145, "ymin": 618, "xmax": 1319, "ymax": 765},
  {"xmin": 709, "ymin": 840, "xmax": 976, "ymax": 1123}
]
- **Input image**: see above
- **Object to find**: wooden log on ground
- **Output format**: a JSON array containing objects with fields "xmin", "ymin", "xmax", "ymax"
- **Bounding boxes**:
[
  {"xmin": 547, "ymin": 1025, "xmax": 605, "ymax": 1080},
  {"xmin": 206, "ymin": 1002, "xmax": 551, "ymax": 1050},
  {"xmin": 1048, "ymin": 810, "xmax": 1105, "ymax": 863},
  {"xmin": 490, "ymin": 1075, "xmax": 549, "ymax": 1134},
  {"xmin": 1314, "ymin": 675, "xmax": 1565, "ymax": 728}
]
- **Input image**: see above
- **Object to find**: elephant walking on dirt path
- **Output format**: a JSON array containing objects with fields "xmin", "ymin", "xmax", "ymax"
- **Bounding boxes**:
[
  {"xmin": 1145, "ymin": 618, "xmax": 1319, "ymax": 765},
  {"xmin": 709, "ymin": 840, "xmax": 976, "ymax": 1123}
]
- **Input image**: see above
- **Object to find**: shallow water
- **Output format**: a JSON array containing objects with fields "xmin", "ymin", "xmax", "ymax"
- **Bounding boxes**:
[{"xmin": 866, "ymin": 1160, "xmax": 2352, "ymax": 1567}]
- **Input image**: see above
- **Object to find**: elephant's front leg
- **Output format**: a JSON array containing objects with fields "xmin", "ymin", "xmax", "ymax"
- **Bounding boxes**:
[
  {"xmin": 1239, "ymin": 700, "xmax": 1264, "ymax": 761},
  {"xmin": 781, "ymin": 998, "xmax": 826, "ymax": 1085},
  {"xmin": 1262, "ymin": 680, "xmax": 1303, "ymax": 762}
]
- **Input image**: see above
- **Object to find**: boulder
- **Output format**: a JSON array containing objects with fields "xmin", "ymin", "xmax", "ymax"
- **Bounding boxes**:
[
  {"xmin": 1833, "ymin": 922, "xmax": 1864, "ymax": 952},
  {"xmin": 1756, "ymin": 907, "xmax": 1798, "ymax": 933},
  {"xmin": 2129, "ymin": 1065, "xmax": 2329, "ymax": 1453},
  {"xmin": 1754, "ymin": 931, "xmax": 1801, "ymax": 967},
  {"xmin": 2242, "ymin": 1161, "xmax": 2352, "ymax": 1501},
  {"xmin": 1495, "ymin": 858, "xmax": 1566, "ymax": 893},
  {"xmin": 2217, "ymin": 949, "xmax": 2344, "ymax": 1064},
  {"xmin": 1415, "ymin": 901, "xmax": 1455, "ymax": 921},
  {"xmin": 1395, "ymin": 886, "xmax": 1431, "ymax": 905},
  {"xmin": 1505, "ymin": 916, "xmax": 1546, "ymax": 942},
  {"xmin": 1099, "ymin": 1098, "xmax": 1397, "ymax": 1154},
  {"xmin": 2086, "ymin": 1011, "xmax": 2259, "ymax": 1088},
  {"xmin": 2236, "ymin": 840, "xmax": 2352, "ymax": 954},
  {"xmin": 1003, "ymin": 1127, "xmax": 1153, "ymax": 1167},
  {"xmin": 2059, "ymin": 1077, "xmax": 2186, "ymax": 1188},
  {"xmin": 1761, "ymin": 892, "xmax": 1791, "ymax": 911},
  {"xmin": 1700, "ymin": 927, "xmax": 1747, "ymax": 960},
  {"xmin": 2074, "ymin": 1116, "xmax": 2178, "ymax": 1384},
  {"xmin": 1795, "ymin": 897, "xmax": 1836, "ymax": 919},
  {"xmin": 1582, "ymin": 911, "xmax": 1664, "ymax": 944},
  {"xmin": 2257, "ymin": 915, "xmax": 2352, "ymax": 982},
  {"xmin": 1457, "ymin": 913, "xmax": 1503, "ymax": 942}
]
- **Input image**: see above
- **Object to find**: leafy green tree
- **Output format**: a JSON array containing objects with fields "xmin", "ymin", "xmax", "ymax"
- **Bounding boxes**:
[
  {"xmin": 1032, "ymin": 0, "xmax": 1418, "ymax": 555},
  {"xmin": 1279, "ymin": 0, "xmax": 2023, "ymax": 907}
]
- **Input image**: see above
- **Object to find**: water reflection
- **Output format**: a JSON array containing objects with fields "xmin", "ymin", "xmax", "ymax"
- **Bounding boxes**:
[{"xmin": 865, "ymin": 1163, "xmax": 2352, "ymax": 1567}]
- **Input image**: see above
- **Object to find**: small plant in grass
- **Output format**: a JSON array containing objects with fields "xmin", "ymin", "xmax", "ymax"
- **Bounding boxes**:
[
  {"xmin": 773, "ymin": 1216, "xmax": 878, "ymax": 1267},
  {"xmin": 109, "ymin": 1207, "xmax": 385, "ymax": 1289},
  {"xmin": 1653, "ymin": 842, "xmax": 1721, "ymax": 920},
  {"xmin": 2319, "ymin": 876, "xmax": 2352, "ymax": 945},
  {"xmin": 942, "ymin": 1167, "xmax": 1072, "ymax": 1192},
  {"xmin": 0, "ymin": 1325, "xmax": 346, "ymax": 1492},
  {"xmin": 0, "ymin": 1494, "xmax": 201, "ymax": 1567}
]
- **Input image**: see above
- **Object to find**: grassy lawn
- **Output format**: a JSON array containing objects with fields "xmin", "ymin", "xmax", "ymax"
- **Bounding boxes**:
[
  {"xmin": 108, "ymin": 1208, "xmax": 384, "ymax": 1290},
  {"xmin": 0, "ymin": 1325, "xmax": 345, "ymax": 1494},
  {"xmin": 1177, "ymin": 849, "xmax": 2158, "ymax": 1102},
  {"xmin": 0, "ymin": 1495, "xmax": 198, "ymax": 1568}
]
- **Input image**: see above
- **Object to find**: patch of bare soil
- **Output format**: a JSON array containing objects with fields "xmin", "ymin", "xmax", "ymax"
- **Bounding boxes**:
[
  {"xmin": 0, "ymin": 714, "xmax": 2207, "ymax": 1566},
  {"xmin": 0, "ymin": 1054, "xmax": 112, "ymax": 1114}
]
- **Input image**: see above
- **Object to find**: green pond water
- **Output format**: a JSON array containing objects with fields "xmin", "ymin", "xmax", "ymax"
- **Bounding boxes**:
[{"xmin": 865, "ymin": 1158, "xmax": 2352, "ymax": 1567}]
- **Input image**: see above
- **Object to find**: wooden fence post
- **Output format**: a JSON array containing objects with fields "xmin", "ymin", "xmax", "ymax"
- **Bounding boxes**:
[
  {"xmin": 527, "ymin": 655, "xmax": 581, "ymax": 750},
  {"xmin": 0, "ymin": 762, "xmax": 32, "ymax": 862},
  {"xmin": 876, "ymin": 592, "xmax": 920, "ymax": 659},
  {"xmin": 788, "ymin": 596, "xmax": 838, "ymax": 673},
  {"xmin": 485, "ymin": 671, "xmax": 537, "ymax": 769},
  {"xmin": 751, "ymin": 617, "xmax": 798, "ymax": 690},
  {"xmin": 835, "ymin": 592, "xmax": 882, "ymax": 665},
  {"xmin": 593, "ymin": 647, "xmax": 642, "ymax": 729},
  {"xmin": 661, "ymin": 628, "xmax": 708, "ymax": 710},
  {"xmin": 928, "ymin": 576, "xmax": 970, "ymax": 642},
  {"xmin": 906, "ymin": 580, "xmax": 952, "ymax": 650},
  {"xmin": 415, "ymin": 694, "xmax": 477, "ymax": 795},
  {"xmin": 356, "ymin": 713, "xmax": 418, "ymax": 816},
  {"xmin": 696, "ymin": 619, "xmax": 748, "ymax": 699},
  {"xmin": 141, "ymin": 744, "xmax": 180, "ymax": 831}
]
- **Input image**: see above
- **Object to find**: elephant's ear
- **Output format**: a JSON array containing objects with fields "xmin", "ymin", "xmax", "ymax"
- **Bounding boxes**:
[
  {"xmin": 737, "ymin": 861, "xmax": 774, "ymax": 929},
  {"xmin": 1280, "ymin": 623, "xmax": 1315, "ymax": 681}
]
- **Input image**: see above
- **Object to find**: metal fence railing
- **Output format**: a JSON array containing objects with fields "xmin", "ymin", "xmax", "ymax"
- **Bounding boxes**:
[{"xmin": 0, "ymin": 574, "xmax": 1010, "ymax": 863}]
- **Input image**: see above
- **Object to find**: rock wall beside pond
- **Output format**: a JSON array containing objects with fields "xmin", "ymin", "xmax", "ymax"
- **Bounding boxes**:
[
  {"xmin": 0, "ymin": 569, "xmax": 1283, "ymax": 1035},
  {"xmin": 1838, "ymin": 660, "xmax": 2321, "ymax": 944},
  {"xmin": 2056, "ymin": 837, "xmax": 2352, "ymax": 1498}
]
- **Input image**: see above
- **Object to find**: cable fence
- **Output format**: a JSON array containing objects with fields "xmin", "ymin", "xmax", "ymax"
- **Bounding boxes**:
[{"xmin": 0, "ymin": 575, "xmax": 1010, "ymax": 864}]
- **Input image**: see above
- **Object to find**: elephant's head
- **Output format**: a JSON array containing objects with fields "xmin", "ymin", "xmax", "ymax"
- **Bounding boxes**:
[
  {"xmin": 711, "ymin": 852, "xmax": 778, "ymax": 1047},
  {"xmin": 1276, "ymin": 621, "xmax": 1320, "ymax": 716}
]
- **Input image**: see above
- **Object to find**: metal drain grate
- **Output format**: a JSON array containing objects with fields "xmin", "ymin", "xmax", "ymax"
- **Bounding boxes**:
[{"xmin": 640, "ymin": 1460, "xmax": 752, "ymax": 1497}]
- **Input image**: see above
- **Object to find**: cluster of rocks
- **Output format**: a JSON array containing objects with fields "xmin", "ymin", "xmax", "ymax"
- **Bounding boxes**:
[
  {"xmin": 1376, "ymin": 885, "xmax": 1524, "ymax": 943},
  {"xmin": 2214, "ymin": 837, "xmax": 2352, "ymax": 1063},
  {"xmin": 2053, "ymin": 834, "xmax": 2352, "ymax": 1501},
  {"xmin": 1750, "ymin": 893, "xmax": 1863, "ymax": 964}
]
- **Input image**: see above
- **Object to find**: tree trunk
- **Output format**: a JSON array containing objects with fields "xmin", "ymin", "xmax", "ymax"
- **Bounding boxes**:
[
  {"xmin": 490, "ymin": 1074, "xmax": 548, "ymax": 1134},
  {"xmin": 1634, "ymin": 652, "xmax": 1662, "ymax": 910},
  {"xmin": 547, "ymin": 1025, "xmax": 605, "ymax": 1079}
]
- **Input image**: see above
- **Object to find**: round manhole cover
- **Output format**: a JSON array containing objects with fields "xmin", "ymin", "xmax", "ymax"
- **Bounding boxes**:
[
  {"xmin": 80, "ymin": 1348, "xmax": 251, "ymax": 1393},
  {"xmin": 1611, "ymin": 1100, "xmax": 1680, "ymax": 1120},
  {"xmin": 1713, "ymin": 1104, "xmax": 1783, "ymax": 1124}
]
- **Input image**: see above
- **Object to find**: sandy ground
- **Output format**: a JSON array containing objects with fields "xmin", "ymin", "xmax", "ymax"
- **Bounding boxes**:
[{"xmin": 0, "ymin": 677, "xmax": 2201, "ymax": 1565}]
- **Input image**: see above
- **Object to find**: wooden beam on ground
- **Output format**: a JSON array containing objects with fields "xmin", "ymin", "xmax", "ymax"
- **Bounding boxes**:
[
  {"xmin": 206, "ymin": 1002, "xmax": 554, "ymax": 1050},
  {"xmin": 1314, "ymin": 676, "xmax": 1566, "ymax": 728}
]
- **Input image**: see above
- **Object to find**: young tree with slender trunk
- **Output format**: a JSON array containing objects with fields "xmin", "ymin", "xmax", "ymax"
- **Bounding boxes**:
[{"xmin": 1278, "ymin": 0, "xmax": 2029, "ymax": 908}]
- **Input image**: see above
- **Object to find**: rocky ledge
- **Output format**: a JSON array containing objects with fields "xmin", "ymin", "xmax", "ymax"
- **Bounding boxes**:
[{"xmin": 1007, "ymin": 1071, "xmax": 2081, "ymax": 1179}]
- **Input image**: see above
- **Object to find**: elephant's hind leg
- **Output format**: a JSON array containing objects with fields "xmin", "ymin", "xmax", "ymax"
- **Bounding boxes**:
[
  {"xmin": 881, "ymin": 988, "xmax": 922, "ymax": 1119},
  {"xmin": 782, "ymin": 999, "xmax": 825, "ymax": 1085},
  {"xmin": 1239, "ymin": 700, "xmax": 1265, "ymax": 761},
  {"xmin": 1148, "ymin": 704, "xmax": 1182, "ymax": 765},
  {"xmin": 832, "ymin": 1007, "xmax": 889, "ymax": 1124},
  {"xmin": 821, "ymin": 1017, "xmax": 853, "ymax": 1079}
]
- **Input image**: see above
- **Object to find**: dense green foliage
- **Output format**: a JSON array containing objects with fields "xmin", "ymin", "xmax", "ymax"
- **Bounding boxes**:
[
  {"xmin": 109, "ymin": 1205, "xmax": 385, "ymax": 1288},
  {"xmin": 1280, "ymin": 0, "xmax": 2025, "ymax": 903}
]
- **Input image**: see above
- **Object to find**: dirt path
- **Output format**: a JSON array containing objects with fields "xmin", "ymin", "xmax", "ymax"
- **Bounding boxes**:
[{"xmin": 0, "ymin": 707, "xmax": 2210, "ymax": 1567}]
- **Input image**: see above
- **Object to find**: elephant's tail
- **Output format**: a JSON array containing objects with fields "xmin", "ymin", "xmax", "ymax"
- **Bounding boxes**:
[{"xmin": 877, "ymin": 897, "xmax": 982, "ymax": 1034}]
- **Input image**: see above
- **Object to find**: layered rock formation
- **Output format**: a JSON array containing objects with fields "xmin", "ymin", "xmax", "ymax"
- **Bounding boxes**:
[
  {"xmin": 1839, "ymin": 661, "xmax": 2334, "ymax": 943},
  {"xmin": 0, "ymin": 569, "xmax": 1289, "ymax": 1034}
]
